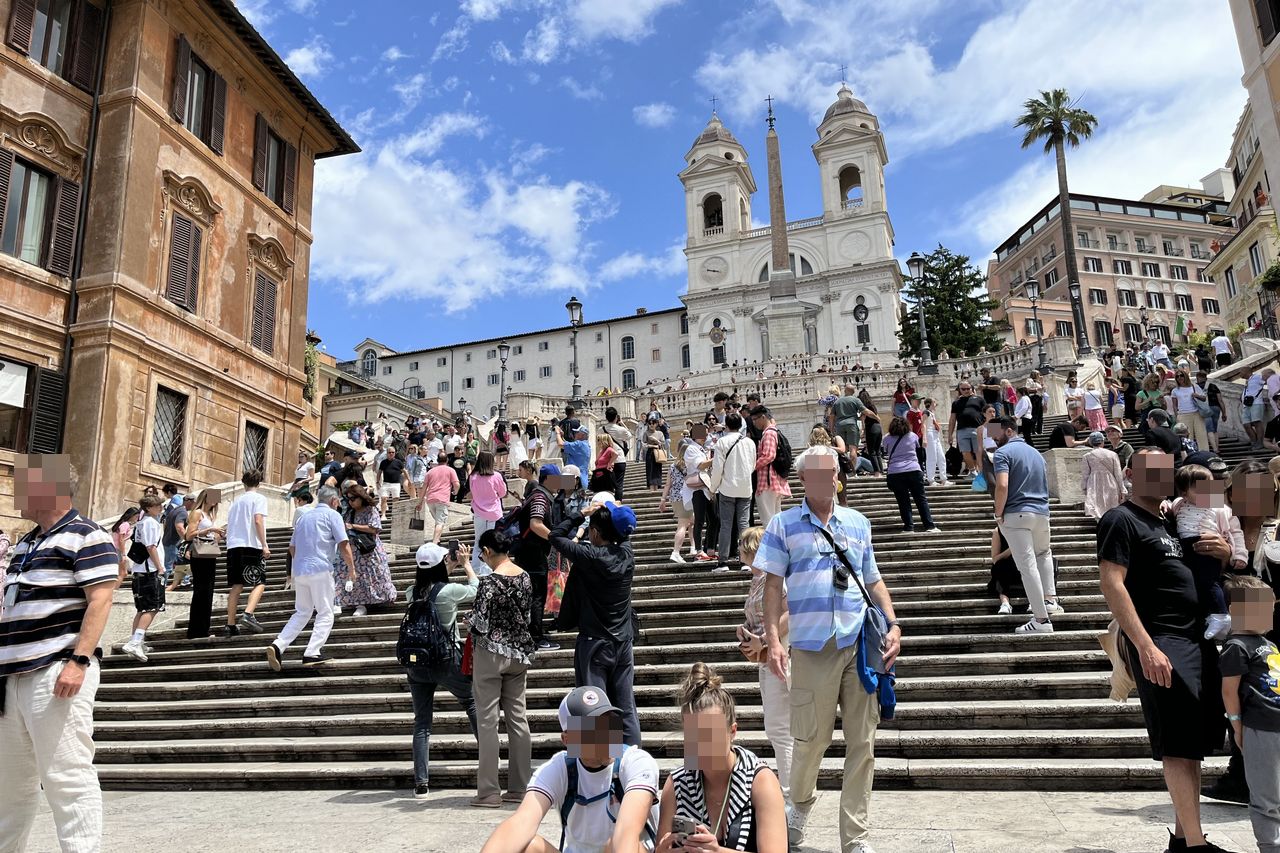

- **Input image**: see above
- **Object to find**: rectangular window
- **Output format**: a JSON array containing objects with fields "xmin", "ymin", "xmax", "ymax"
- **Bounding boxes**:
[
  {"xmin": 409, "ymin": 362, "xmax": 418, "ymax": 371},
  {"xmin": 1055, "ymin": 320, "xmax": 1073, "ymax": 338},
  {"xmin": 512, "ymin": 345, "xmax": 523, "ymax": 355},
  {"xmin": 1196, "ymin": 268, "xmax": 1209, "ymax": 282},
  {"xmin": 242, "ymin": 421, "xmax": 268, "ymax": 476},
  {"xmin": 1202, "ymin": 298, "xmax": 1221, "ymax": 314},
  {"xmin": 1250, "ymin": 242, "xmax": 1264, "ymax": 277},
  {"xmin": 1093, "ymin": 320, "xmax": 1114, "ymax": 347},
  {"xmin": 150, "ymin": 385, "xmax": 187, "ymax": 468},
  {"xmin": 1088, "ymin": 288, "xmax": 1108, "ymax": 305},
  {"xmin": 487, "ymin": 374, "xmax": 499, "ymax": 386},
  {"xmin": 680, "ymin": 345, "xmax": 690, "ymax": 369},
  {"xmin": 1117, "ymin": 290, "xmax": 1137, "ymax": 307},
  {"xmin": 537, "ymin": 341, "xmax": 548, "ymax": 351},
  {"xmin": 1084, "ymin": 257, "xmax": 1103, "ymax": 273},
  {"xmin": 487, "ymin": 349, "xmax": 496, "ymax": 359},
  {"xmin": 1225, "ymin": 266, "xmax": 1238, "ymax": 298},
  {"xmin": 382, "ymin": 366, "xmax": 392, "ymax": 375},
  {"xmin": 12, "ymin": 0, "xmax": 102, "ymax": 90},
  {"xmin": 1260, "ymin": 0, "xmax": 1279, "ymax": 46},
  {"xmin": 513, "ymin": 369, "xmax": 526, "ymax": 382},
  {"xmin": 1077, "ymin": 230, "xmax": 1091, "ymax": 247},
  {"xmin": 856, "ymin": 324, "xmax": 871, "ymax": 345},
  {"xmin": 1113, "ymin": 259, "xmax": 1132, "ymax": 275},
  {"xmin": 1124, "ymin": 322, "xmax": 1143, "ymax": 343},
  {"xmin": 164, "ymin": 212, "xmax": 202, "ymax": 313},
  {"xmin": 462, "ymin": 377, "xmax": 474, "ymax": 389},
  {"xmin": 465, "ymin": 353, "xmax": 471, "ymax": 362},
  {"xmin": 1043, "ymin": 268, "xmax": 1059, "ymax": 287},
  {"xmin": 1150, "ymin": 325, "xmax": 1171, "ymax": 346},
  {"xmin": 712, "ymin": 345, "xmax": 726, "ymax": 365},
  {"xmin": 1175, "ymin": 293, "xmax": 1193, "ymax": 312},
  {"xmin": 0, "ymin": 156, "xmax": 53, "ymax": 266},
  {"xmin": 651, "ymin": 348, "xmax": 661, "ymax": 361},
  {"xmin": 170, "ymin": 36, "xmax": 226, "ymax": 154},
  {"xmin": 650, "ymin": 323, "xmax": 659, "ymax": 334},
  {"xmin": 249, "ymin": 272, "xmax": 278, "ymax": 355},
  {"xmin": 1146, "ymin": 291, "xmax": 1166, "ymax": 309},
  {"xmin": 253, "ymin": 115, "xmax": 296, "ymax": 213},
  {"xmin": 1169, "ymin": 265, "xmax": 1188, "ymax": 280},
  {"xmin": 1136, "ymin": 237, "xmax": 1148, "ymax": 251},
  {"xmin": 680, "ymin": 314, "xmax": 689, "ymax": 334},
  {"xmin": 1024, "ymin": 318, "xmax": 1043, "ymax": 336},
  {"xmin": 436, "ymin": 380, "xmax": 449, "ymax": 393},
  {"xmin": 595, "ymin": 332, "xmax": 604, "ymax": 343},
  {"xmin": 1141, "ymin": 262, "xmax": 1160, "ymax": 278},
  {"xmin": 595, "ymin": 357, "xmax": 605, "ymax": 369},
  {"xmin": 539, "ymin": 365, "xmax": 552, "ymax": 378},
  {"xmin": 436, "ymin": 356, "xmax": 446, "ymax": 367},
  {"xmin": 1107, "ymin": 234, "xmax": 1119, "ymax": 249}
]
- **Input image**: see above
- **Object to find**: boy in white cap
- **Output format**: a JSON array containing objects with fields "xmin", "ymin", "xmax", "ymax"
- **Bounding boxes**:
[{"xmin": 481, "ymin": 686, "xmax": 659, "ymax": 853}]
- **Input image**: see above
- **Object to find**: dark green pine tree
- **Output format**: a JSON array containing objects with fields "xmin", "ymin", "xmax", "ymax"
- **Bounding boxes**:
[{"xmin": 898, "ymin": 245, "xmax": 1003, "ymax": 361}]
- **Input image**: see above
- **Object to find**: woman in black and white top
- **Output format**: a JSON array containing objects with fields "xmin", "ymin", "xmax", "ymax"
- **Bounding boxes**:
[{"xmin": 656, "ymin": 662, "xmax": 787, "ymax": 853}]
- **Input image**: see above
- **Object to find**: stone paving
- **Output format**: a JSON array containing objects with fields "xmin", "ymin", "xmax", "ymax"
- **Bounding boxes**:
[{"xmin": 26, "ymin": 789, "xmax": 1258, "ymax": 852}]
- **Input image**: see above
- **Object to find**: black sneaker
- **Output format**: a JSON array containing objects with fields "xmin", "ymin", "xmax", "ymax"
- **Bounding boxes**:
[
  {"xmin": 241, "ymin": 612, "xmax": 264, "ymax": 634},
  {"xmin": 1201, "ymin": 774, "xmax": 1249, "ymax": 805},
  {"xmin": 221, "ymin": 624, "xmax": 240, "ymax": 638},
  {"xmin": 1185, "ymin": 839, "xmax": 1232, "ymax": 853},
  {"xmin": 266, "ymin": 643, "xmax": 284, "ymax": 672},
  {"xmin": 414, "ymin": 783, "xmax": 430, "ymax": 800},
  {"xmin": 1166, "ymin": 831, "xmax": 1186, "ymax": 853},
  {"xmin": 536, "ymin": 640, "xmax": 560, "ymax": 651},
  {"xmin": 302, "ymin": 653, "xmax": 329, "ymax": 666}
]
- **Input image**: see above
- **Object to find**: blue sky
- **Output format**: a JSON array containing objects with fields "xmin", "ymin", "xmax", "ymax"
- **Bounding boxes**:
[{"xmin": 233, "ymin": 0, "xmax": 1246, "ymax": 360}]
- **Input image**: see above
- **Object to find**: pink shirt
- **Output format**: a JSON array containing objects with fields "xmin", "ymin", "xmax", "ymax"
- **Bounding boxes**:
[
  {"xmin": 424, "ymin": 465, "xmax": 459, "ymax": 504},
  {"xmin": 469, "ymin": 472, "xmax": 508, "ymax": 521}
]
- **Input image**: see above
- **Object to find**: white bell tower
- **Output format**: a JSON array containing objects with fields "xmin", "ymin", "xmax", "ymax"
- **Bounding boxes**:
[
  {"xmin": 679, "ymin": 113, "xmax": 756, "ymax": 294},
  {"xmin": 811, "ymin": 84, "xmax": 894, "ymax": 261}
]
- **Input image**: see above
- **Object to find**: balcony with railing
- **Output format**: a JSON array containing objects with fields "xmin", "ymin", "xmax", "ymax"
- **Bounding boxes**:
[
  {"xmin": 1165, "ymin": 247, "xmax": 1184, "ymax": 257},
  {"xmin": 842, "ymin": 198, "xmax": 865, "ymax": 211},
  {"xmin": 1107, "ymin": 241, "xmax": 1129, "ymax": 252},
  {"xmin": 1190, "ymin": 247, "xmax": 1213, "ymax": 260},
  {"xmin": 1042, "ymin": 247, "xmax": 1057, "ymax": 263},
  {"xmin": 702, "ymin": 225, "xmax": 724, "ymax": 238},
  {"xmin": 1136, "ymin": 245, "xmax": 1156, "ymax": 254},
  {"xmin": 741, "ymin": 215, "xmax": 826, "ymax": 240},
  {"xmin": 1077, "ymin": 238, "xmax": 1100, "ymax": 248}
]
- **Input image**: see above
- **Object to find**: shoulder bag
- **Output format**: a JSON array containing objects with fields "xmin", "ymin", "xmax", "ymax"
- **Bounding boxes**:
[
  {"xmin": 813, "ymin": 526, "xmax": 892, "ymax": 674},
  {"xmin": 345, "ymin": 510, "xmax": 378, "ymax": 555}
]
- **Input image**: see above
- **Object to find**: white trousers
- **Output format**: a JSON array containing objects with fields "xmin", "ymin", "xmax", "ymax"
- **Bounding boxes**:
[
  {"xmin": 757, "ymin": 491, "xmax": 783, "ymax": 527},
  {"xmin": 0, "ymin": 661, "xmax": 102, "ymax": 853},
  {"xmin": 999, "ymin": 511, "xmax": 1057, "ymax": 620},
  {"xmin": 924, "ymin": 436, "xmax": 947, "ymax": 483},
  {"xmin": 274, "ymin": 572, "xmax": 336, "ymax": 657},
  {"xmin": 472, "ymin": 517, "xmax": 496, "ymax": 575},
  {"xmin": 758, "ymin": 663, "xmax": 793, "ymax": 798}
]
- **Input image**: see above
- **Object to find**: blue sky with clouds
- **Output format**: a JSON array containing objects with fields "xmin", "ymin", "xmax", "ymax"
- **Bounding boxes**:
[{"xmin": 233, "ymin": 0, "xmax": 1246, "ymax": 360}]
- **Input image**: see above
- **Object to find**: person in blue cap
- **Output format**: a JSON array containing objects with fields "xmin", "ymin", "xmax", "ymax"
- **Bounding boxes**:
[{"xmin": 549, "ymin": 499, "xmax": 643, "ymax": 746}]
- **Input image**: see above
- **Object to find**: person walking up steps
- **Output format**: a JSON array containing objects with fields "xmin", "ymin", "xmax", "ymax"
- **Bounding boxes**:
[
  {"xmin": 708, "ymin": 412, "xmax": 755, "ymax": 572},
  {"xmin": 119, "ymin": 495, "xmax": 165, "ymax": 662},
  {"xmin": 267, "ymin": 486, "xmax": 355, "ymax": 671},
  {"xmin": 751, "ymin": 406, "xmax": 792, "ymax": 527},
  {"xmin": 222, "ymin": 470, "xmax": 270, "ymax": 637},
  {"xmin": 882, "ymin": 417, "xmax": 940, "ymax": 534}
]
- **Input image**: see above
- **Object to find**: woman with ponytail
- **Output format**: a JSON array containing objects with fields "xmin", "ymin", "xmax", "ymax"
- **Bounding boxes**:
[{"xmin": 655, "ymin": 663, "xmax": 788, "ymax": 853}]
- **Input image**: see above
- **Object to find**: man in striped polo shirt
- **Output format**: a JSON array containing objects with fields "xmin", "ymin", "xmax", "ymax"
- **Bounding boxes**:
[
  {"xmin": 0, "ymin": 455, "xmax": 119, "ymax": 852},
  {"xmin": 758, "ymin": 446, "xmax": 901, "ymax": 853}
]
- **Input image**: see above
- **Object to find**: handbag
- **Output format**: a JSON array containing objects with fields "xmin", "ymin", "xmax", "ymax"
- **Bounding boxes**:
[
  {"xmin": 460, "ymin": 634, "xmax": 475, "ymax": 676},
  {"xmin": 349, "ymin": 529, "xmax": 377, "ymax": 555},
  {"xmin": 409, "ymin": 507, "xmax": 426, "ymax": 532},
  {"xmin": 813, "ymin": 527, "xmax": 892, "ymax": 674},
  {"xmin": 191, "ymin": 538, "xmax": 220, "ymax": 559},
  {"xmin": 652, "ymin": 447, "xmax": 668, "ymax": 464}
]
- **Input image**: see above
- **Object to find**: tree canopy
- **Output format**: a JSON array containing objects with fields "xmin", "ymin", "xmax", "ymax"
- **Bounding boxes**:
[{"xmin": 898, "ymin": 245, "xmax": 1003, "ymax": 360}]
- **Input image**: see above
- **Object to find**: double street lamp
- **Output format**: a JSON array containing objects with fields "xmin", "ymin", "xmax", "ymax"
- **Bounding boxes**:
[
  {"xmin": 1024, "ymin": 275, "xmax": 1052, "ymax": 372},
  {"xmin": 904, "ymin": 252, "xmax": 938, "ymax": 375},
  {"xmin": 497, "ymin": 339, "xmax": 511, "ymax": 421},
  {"xmin": 566, "ymin": 296, "xmax": 585, "ymax": 409}
]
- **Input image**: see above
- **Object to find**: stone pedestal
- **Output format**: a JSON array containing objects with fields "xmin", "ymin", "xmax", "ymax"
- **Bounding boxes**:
[
  {"xmin": 1044, "ymin": 447, "xmax": 1088, "ymax": 505},
  {"xmin": 763, "ymin": 298, "xmax": 807, "ymax": 360}
]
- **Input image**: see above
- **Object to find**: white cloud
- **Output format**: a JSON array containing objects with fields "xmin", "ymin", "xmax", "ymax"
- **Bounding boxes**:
[
  {"xmin": 599, "ymin": 243, "xmax": 685, "ymax": 282},
  {"xmin": 490, "ymin": 40, "xmax": 515, "ymax": 63},
  {"xmin": 521, "ymin": 16, "xmax": 563, "ymax": 63},
  {"xmin": 311, "ymin": 112, "xmax": 614, "ymax": 311},
  {"xmin": 284, "ymin": 36, "xmax": 334, "ymax": 78},
  {"xmin": 568, "ymin": 0, "xmax": 681, "ymax": 41},
  {"xmin": 433, "ymin": 16, "xmax": 471, "ymax": 62},
  {"xmin": 561, "ymin": 76, "xmax": 603, "ymax": 101},
  {"xmin": 633, "ymin": 102, "xmax": 676, "ymax": 128},
  {"xmin": 233, "ymin": 0, "xmax": 275, "ymax": 31},
  {"xmin": 285, "ymin": 0, "xmax": 316, "ymax": 13},
  {"xmin": 382, "ymin": 45, "xmax": 410, "ymax": 62},
  {"xmin": 393, "ymin": 73, "xmax": 431, "ymax": 111}
]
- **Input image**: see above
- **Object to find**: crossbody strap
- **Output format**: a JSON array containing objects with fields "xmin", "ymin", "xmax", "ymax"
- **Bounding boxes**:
[{"xmin": 813, "ymin": 525, "xmax": 873, "ymax": 604}]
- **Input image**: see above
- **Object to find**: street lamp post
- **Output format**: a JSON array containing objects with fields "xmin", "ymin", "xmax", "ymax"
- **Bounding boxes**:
[
  {"xmin": 497, "ymin": 339, "xmax": 511, "ymax": 421},
  {"xmin": 1067, "ymin": 280, "xmax": 1092, "ymax": 357},
  {"xmin": 1139, "ymin": 306, "xmax": 1150, "ymax": 343},
  {"xmin": 904, "ymin": 251, "xmax": 938, "ymax": 374},
  {"xmin": 1025, "ymin": 275, "xmax": 1051, "ymax": 372},
  {"xmin": 565, "ymin": 296, "xmax": 585, "ymax": 409}
]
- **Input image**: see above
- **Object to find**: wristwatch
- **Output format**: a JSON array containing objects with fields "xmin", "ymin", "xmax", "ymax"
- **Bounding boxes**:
[
  {"xmin": 885, "ymin": 619, "xmax": 900, "ymax": 630},
  {"xmin": 67, "ymin": 654, "xmax": 91, "ymax": 667}
]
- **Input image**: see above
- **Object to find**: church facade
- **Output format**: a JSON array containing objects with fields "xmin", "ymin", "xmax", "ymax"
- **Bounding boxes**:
[{"xmin": 341, "ymin": 85, "xmax": 902, "ymax": 412}]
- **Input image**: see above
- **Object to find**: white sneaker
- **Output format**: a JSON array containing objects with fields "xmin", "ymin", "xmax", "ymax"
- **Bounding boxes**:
[
  {"xmin": 353, "ymin": 605, "xmax": 368, "ymax": 617},
  {"xmin": 669, "ymin": 550, "xmax": 685, "ymax": 564},
  {"xmin": 1044, "ymin": 599, "xmax": 1064, "ymax": 616},
  {"xmin": 333, "ymin": 606, "xmax": 342, "ymax": 616},
  {"xmin": 1015, "ymin": 619, "xmax": 1053, "ymax": 634},
  {"xmin": 711, "ymin": 564, "xmax": 732, "ymax": 574},
  {"xmin": 121, "ymin": 640, "xmax": 149, "ymax": 663},
  {"xmin": 849, "ymin": 842, "xmax": 879, "ymax": 853},
  {"xmin": 922, "ymin": 526, "xmax": 942, "ymax": 534},
  {"xmin": 997, "ymin": 601, "xmax": 1013, "ymax": 615},
  {"xmin": 1205, "ymin": 613, "xmax": 1232, "ymax": 640}
]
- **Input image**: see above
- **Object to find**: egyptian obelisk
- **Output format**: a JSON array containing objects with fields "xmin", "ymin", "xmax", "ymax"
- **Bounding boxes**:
[{"xmin": 761, "ymin": 97, "xmax": 807, "ymax": 357}]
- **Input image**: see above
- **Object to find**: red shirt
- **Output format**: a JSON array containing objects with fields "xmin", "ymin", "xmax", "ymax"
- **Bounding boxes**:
[{"xmin": 906, "ymin": 409, "xmax": 925, "ymax": 441}]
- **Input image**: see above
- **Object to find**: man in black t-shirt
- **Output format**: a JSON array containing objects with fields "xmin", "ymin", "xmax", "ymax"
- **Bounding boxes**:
[
  {"xmin": 1096, "ymin": 447, "xmax": 1224, "ymax": 849},
  {"xmin": 978, "ymin": 367, "xmax": 1002, "ymax": 407},
  {"xmin": 515, "ymin": 464, "xmax": 560, "ymax": 651},
  {"xmin": 947, "ymin": 382, "xmax": 987, "ymax": 475},
  {"xmin": 376, "ymin": 447, "xmax": 406, "ymax": 516},
  {"xmin": 1048, "ymin": 416, "xmax": 1089, "ymax": 449},
  {"xmin": 1144, "ymin": 410, "xmax": 1183, "ymax": 463}
]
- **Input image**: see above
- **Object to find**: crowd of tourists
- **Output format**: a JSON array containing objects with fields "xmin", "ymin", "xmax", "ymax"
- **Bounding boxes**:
[{"xmin": 4, "ymin": 325, "xmax": 1280, "ymax": 853}]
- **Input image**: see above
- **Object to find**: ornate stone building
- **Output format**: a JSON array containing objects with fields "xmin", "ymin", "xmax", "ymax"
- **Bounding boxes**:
[{"xmin": 0, "ymin": 0, "xmax": 357, "ymax": 530}]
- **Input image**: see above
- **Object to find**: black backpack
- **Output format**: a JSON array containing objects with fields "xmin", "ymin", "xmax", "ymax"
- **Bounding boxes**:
[
  {"xmin": 769, "ymin": 428, "xmax": 793, "ymax": 478},
  {"xmin": 395, "ymin": 583, "xmax": 458, "ymax": 668}
]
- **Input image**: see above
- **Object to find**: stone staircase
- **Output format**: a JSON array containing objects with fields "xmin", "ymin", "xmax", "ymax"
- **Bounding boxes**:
[
  {"xmin": 93, "ymin": 465, "xmax": 1214, "ymax": 792},
  {"xmin": 1028, "ymin": 412, "xmax": 1262, "ymax": 468}
]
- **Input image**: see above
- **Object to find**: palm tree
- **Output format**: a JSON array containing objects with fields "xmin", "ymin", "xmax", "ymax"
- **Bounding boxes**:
[{"xmin": 1016, "ymin": 89, "xmax": 1099, "ymax": 354}]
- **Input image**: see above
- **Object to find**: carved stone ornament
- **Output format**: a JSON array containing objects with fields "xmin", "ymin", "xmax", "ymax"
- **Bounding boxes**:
[
  {"xmin": 193, "ymin": 30, "xmax": 212, "ymax": 55},
  {"xmin": 731, "ymin": 306, "xmax": 753, "ymax": 317},
  {"xmin": 161, "ymin": 171, "xmax": 222, "ymax": 227},
  {"xmin": 0, "ymin": 112, "xmax": 85, "ymax": 181},
  {"xmin": 247, "ymin": 233, "xmax": 294, "ymax": 280}
]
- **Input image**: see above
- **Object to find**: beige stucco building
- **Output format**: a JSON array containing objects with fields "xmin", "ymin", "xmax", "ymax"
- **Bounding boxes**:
[
  {"xmin": 0, "ymin": 0, "xmax": 356, "ymax": 532},
  {"xmin": 987, "ymin": 187, "xmax": 1235, "ymax": 353}
]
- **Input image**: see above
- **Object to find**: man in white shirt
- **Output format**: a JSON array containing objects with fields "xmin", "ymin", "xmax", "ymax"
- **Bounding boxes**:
[
  {"xmin": 1149, "ymin": 340, "xmax": 1172, "ymax": 368},
  {"xmin": 602, "ymin": 407, "xmax": 633, "ymax": 501},
  {"xmin": 1243, "ymin": 368, "xmax": 1271, "ymax": 448},
  {"xmin": 120, "ymin": 495, "xmax": 165, "ymax": 662},
  {"xmin": 443, "ymin": 424, "xmax": 464, "ymax": 457},
  {"xmin": 268, "ymin": 486, "xmax": 355, "ymax": 670},
  {"xmin": 1211, "ymin": 332, "xmax": 1234, "ymax": 367},
  {"xmin": 424, "ymin": 430, "xmax": 445, "ymax": 467},
  {"xmin": 481, "ymin": 686, "xmax": 659, "ymax": 853},
  {"xmin": 223, "ymin": 470, "xmax": 271, "ymax": 636},
  {"xmin": 708, "ymin": 412, "xmax": 756, "ymax": 572}
]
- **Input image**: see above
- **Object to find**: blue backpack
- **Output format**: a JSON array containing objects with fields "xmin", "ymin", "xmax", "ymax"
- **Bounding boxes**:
[{"xmin": 557, "ymin": 746, "xmax": 657, "ymax": 850}]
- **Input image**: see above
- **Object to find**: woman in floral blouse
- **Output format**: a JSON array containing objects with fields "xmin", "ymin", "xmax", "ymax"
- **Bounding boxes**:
[{"xmin": 468, "ymin": 527, "xmax": 535, "ymax": 808}]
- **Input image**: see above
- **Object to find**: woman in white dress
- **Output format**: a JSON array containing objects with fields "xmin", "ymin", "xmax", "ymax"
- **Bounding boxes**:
[{"xmin": 1081, "ymin": 431, "xmax": 1125, "ymax": 520}]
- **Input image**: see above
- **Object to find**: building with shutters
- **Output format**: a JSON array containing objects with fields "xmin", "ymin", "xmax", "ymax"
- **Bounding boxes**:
[
  {"xmin": 0, "ymin": 0, "xmax": 357, "ymax": 532},
  {"xmin": 986, "ymin": 184, "xmax": 1236, "ymax": 352}
]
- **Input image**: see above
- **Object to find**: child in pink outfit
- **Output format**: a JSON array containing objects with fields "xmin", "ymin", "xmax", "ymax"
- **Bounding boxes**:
[{"xmin": 1172, "ymin": 464, "xmax": 1247, "ymax": 640}]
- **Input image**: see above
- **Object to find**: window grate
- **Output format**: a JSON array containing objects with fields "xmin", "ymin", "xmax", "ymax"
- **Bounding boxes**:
[
  {"xmin": 242, "ymin": 421, "xmax": 268, "ymax": 475},
  {"xmin": 151, "ymin": 387, "xmax": 187, "ymax": 468}
]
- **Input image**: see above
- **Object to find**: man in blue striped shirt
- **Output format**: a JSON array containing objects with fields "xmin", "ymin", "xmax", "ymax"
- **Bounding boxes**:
[{"xmin": 758, "ymin": 446, "xmax": 900, "ymax": 853}]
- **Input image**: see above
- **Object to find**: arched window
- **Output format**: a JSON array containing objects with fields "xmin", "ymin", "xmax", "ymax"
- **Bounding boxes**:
[
  {"xmin": 679, "ymin": 313, "xmax": 689, "ymax": 335},
  {"xmin": 739, "ymin": 197, "xmax": 748, "ymax": 230},
  {"xmin": 702, "ymin": 194, "xmax": 724, "ymax": 233},
  {"xmin": 839, "ymin": 165, "xmax": 863, "ymax": 208},
  {"xmin": 758, "ymin": 253, "xmax": 814, "ymax": 281},
  {"xmin": 621, "ymin": 368, "xmax": 636, "ymax": 390},
  {"xmin": 361, "ymin": 349, "xmax": 377, "ymax": 376},
  {"xmin": 620, "ymin": 335, "xmax": 635, "ymax": 360},
  {"xmin": 680, "ymin": 343, "xmax": 690, "ymax": 369}
]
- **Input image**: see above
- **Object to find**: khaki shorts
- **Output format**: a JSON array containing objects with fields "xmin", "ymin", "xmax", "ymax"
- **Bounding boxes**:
[{"xmin": 426, "ymin": 502, "xmax": 450, "ymax": 525}]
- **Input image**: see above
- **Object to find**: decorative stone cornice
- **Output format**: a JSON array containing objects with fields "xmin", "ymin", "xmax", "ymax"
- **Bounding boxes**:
[
  {"xmin": 247, "ymin": 233, "xmax": 294, "ymax": 280},
  {"xmin": 731, "ymin": 306, "xmax": 754, "ymax": 317},
  {"xmin": 161, "ymin": 170, "xmax": 222, "ymax": 227},
  {"xmin": 0, "ymin": 111, "xmax": 85, "ymax": 181}
]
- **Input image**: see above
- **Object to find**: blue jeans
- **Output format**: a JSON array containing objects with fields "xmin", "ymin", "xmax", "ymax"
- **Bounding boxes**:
[
  {"xmin": 163, "ymin": 544, "xmax": 179, "ymax": 579},
  {"xmin": 406, "ymin": 665, "xmax": 477, "ymax": 786}
]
